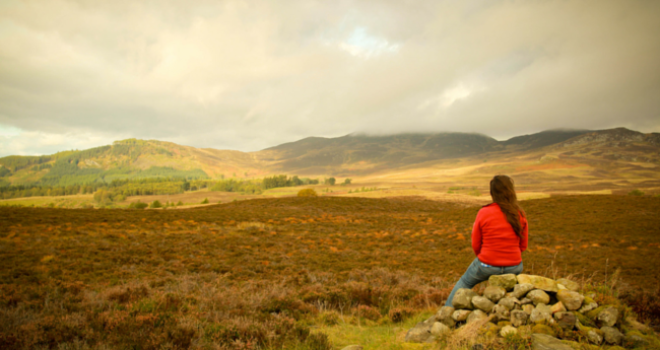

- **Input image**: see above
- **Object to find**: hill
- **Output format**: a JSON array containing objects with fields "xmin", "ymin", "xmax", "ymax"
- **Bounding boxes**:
[{"xmin": 0, "ymin": 128, "xmax": 658, "ymax": 198}]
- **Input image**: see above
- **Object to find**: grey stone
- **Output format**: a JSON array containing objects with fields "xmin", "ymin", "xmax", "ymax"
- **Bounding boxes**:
[
  {"xmin": 404, "ymin": 321, "xmax": 431, "ymax": 343},
  {"xmin": 511, "ymin": 310, "xmax": 528, "ymax": 327},
  {"xmin": 530, "ymin": 304, "xmax": 552, "ymax": 324},
  {"xmin": 556, "ymin": 278, "xmax": 580, "ymax": 292},
  {"xmin": 601, "ymin": 326, "xmax": 623, "ymax": 345},
  {"xmin": 435, "ymin": 306, "xmax": 456, "ymax": 328},
  {"xmin": 597, "ymin": 307, "xmax": 619, "ymax": 327},
  {"xmin": 554, "ymin": 312, "xmax": 576, "ymax": 330},
  {"xmin": 452, "ymin": 288, "xmax": 477, "ymax": 309},
  {"xmin": 430, "ymin": 322, "xmax": 451, "ymax": 337},
  {"xmin": 483, "ymin": 285, "xmax": 506, "ymax": 303},
  {"xmin": 467, "ymin": 309, "xmax": 488, "ymax": 324},
  {"xmin": 517, "ymin": 274, "xmax": 559, "ymax": 293},
  {"xmin": 550, "ymin": 301, "xmax": 566, "ymax": 314},
  {"xmin": 511, "ymin": 283, "xmax": 535, "ymax": 299},
  {"xmin": 492, "ymin": 304, "xmax": 510, "ymax": 321},
  {"xmin": 578, "ymin": 299, "xmax": 598, "ymax": 314},
  {"xmin": 623, "ymin": 333, "xmax": 650, "ymax": 348},
  {"xmin": 471, "ymin": 296, "xmax": 495, "ymax": 313},
  {"xmin": 520, "ymin": 297, "xmax": 533, "ymax": 305},
  {"xmin": 500, "ymin": 325, "xmax": 517, "ymax": 337},
  {"xmin": 585, "ymin": 329, "xmax": 603, "ymax": 345},
  {"xmin": 489, "ymin": 274, "xmax": 518, "ymax": 291},
  {"xmin": 452, "ymin": 309, "xmax": 472, "ymax": 322},
  {"xmin": 527, "ymin": 290, "xmax": 550, "ymax": 306},
  {"xmin": 531, "ymin": 333, "xmax": 574, "ymax": 350},
  {"xmin": 497, "ymin": 296, "xmax": 520, "ymax": 310},
  {"xmin": 522, "ymin": 304, "xmax": 535, "ymax": 315},
  {"xmin": 556, "ymin": 290, "xmax": 584, "ymax": 311}
]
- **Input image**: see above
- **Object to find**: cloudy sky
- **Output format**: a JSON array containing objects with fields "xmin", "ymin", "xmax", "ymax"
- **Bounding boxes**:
[{"xmin": 1, "ymin": 0, "xmax": 659, "ymax": 157}]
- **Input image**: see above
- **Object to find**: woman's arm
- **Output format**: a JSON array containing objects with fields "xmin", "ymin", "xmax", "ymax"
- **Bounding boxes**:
[
  {"xmin": 472, "ymin": 210, "xmax": 483, "ymax": 255},
  {"xmin": 520, "ymin": 216, "xmax": 528, "ymax": 252}
]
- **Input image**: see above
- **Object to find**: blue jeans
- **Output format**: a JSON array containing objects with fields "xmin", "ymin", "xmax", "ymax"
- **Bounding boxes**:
[{"xmin": 444, "ymin": 258, "xmax": 523, "ymax": 306}]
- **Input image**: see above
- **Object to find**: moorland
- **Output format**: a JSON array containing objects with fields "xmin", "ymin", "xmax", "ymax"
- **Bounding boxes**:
[{"xmin": 1, "ymin": 194, "xmax": 659, "ymax": 349}]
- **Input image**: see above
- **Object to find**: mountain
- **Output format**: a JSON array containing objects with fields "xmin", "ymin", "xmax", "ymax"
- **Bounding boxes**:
[{"xmin": 0, "ymin": 128, "xmax": 658, "ymax": 189}]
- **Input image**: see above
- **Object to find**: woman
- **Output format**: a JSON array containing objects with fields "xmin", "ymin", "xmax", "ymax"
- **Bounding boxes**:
[{"xmin": 444, "ymin": 175, "xmax": 528, "ymax": 307}]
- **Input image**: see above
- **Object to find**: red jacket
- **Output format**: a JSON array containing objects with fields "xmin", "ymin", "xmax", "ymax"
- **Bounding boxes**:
[{"xmin": 471, "ymin": 203, "xmax": 528, "ymax": 266}]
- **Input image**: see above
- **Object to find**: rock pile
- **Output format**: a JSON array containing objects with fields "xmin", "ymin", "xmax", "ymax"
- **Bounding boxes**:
[{"xmin": 405, "ymin": 274, "xmax": 655, "ymax": 348}]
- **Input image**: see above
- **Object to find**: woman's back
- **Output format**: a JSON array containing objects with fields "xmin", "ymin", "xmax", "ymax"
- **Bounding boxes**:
[{"xmin": 471, "ymin": 203, "xmax": 528, "ymax": 267}]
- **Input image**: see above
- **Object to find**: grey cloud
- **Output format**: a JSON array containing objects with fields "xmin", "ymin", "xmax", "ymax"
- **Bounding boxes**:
[{"xmin": 0, "ymin": 0, "xmax": 658, "ymax": 157}]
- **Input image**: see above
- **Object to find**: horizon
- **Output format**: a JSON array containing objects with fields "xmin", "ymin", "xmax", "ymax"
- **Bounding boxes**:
[{"xmin": 1, "ymin": 1, "xmax": 659, "ymax": 157}]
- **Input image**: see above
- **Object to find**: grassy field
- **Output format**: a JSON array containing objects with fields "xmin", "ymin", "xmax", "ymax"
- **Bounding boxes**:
[{"xmin": 1, "ymin": 195, "xmax": 659, "ymax": 349}]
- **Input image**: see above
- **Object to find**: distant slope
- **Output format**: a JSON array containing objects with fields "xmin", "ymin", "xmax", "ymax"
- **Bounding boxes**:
[{"xmin": 501, "ymin": 129, "xmax": 592, "ymax": 150}]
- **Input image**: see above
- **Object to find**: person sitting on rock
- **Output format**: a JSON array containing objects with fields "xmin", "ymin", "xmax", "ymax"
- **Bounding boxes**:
[{"xmin": 444, "ymin": 175, "xmax": 528, "ymax": 306}]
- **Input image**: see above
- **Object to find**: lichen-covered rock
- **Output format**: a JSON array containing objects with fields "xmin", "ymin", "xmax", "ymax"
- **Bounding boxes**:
[
  {"xmin": 498, "ymin": 296, "xmax": 520, "ymax": 311},
  {"xmin": 531, "ymin": 326, "xmax": 559, "ymax": 339},
  {"xmin": 597, "ymin": 307, "xmax": 619, "ymax": 327},
  {"xmin": 511, "ymin": 283, "xmax": 535, "ymax": 299},
  {"xmin": 452, "ymin": 309, "xmax": 472, "ymax": 322},
  {"xmin": 520, "ymin": 297, "xmax": 533, "ymax": 305},
  {"xmin": 489, "ymin": 274, "xmax": 518, "ymax": 291},
  {"xmin": 435, "ymin": 306, "xmax": 456, "ymax": 328},
  {"xmin": 584, "ymin": 327, "xmax": 604, "ymax": 345},
  {"xmin": 452, "ymin": 288, "xmax": 477, "ymax": 309},
  {"xmin": 623, "ymin": 316, "xmax": 650, "ymax": 333},
  {"xmin": 556, "ymin": 290, "xmax": 584, "ymax": 311},
  {"xmin": 528, "ymin": 290, "xmax": 550, "ymax": 306},
  {"xmin": 522, "ymin": 304, "xmax": 535, "ymax": 315},
  {"xmin": 500, "ymin": 325, "xmax": 517, "ymax": 337},
  {"xmin": 601, "ymin": 325, "xmax": 623, "ymax": 345},
  {"xmin": 430, "ymin": 322, "xmax": 451, "ymax": 337},
  {"xmin": 517, "ymin": 274, "xmax": 559, "ymax": 292},
  {"xmin": 550, "ymin": 301, "xmax": 566, "ymax": 314},
  {"xmin": 404, "ymin": 320, "xmax": 432, "ymax": 343},
  {"xmin": 483, "ymin": 285, "xmax": 506, "ymax": 303},
  {"xmin": 556, "ymin": 278, "xmax": 580, "ymax": 292},
  {"xmin": 530, "ymin": 304, "xmax": 552, "ymax": 324},
  {"xmin": 472, "ymin": 296, "xmax": 495, "ymax": 313},
  {"xmin": 578, "ymin": 296, "xmax": 598, "ymax": 314},
  {"xmin": 340, "ymin": 346, "xmax": 363, "ymax": 350},
  {"xmin": 622, "ymin": 332, "xmax": 650, "ymax": 348},
  {"xmin": 492, "ymin": 304, "xmax": 511, "ymax": 321},
  {"xmin": 511, "ymin": 310, "xmax": 528, "ymax": 327},
  {"xmin": 467, "ymin": 309, "xmax": 488, "ymax": 324},
  {"xmin": 531, "ymin": 333, "xmax": 576, "ymax": 350},
  {"xmin": 557, "ymin": 284, "xmax": 567, "ymax": 291},
  {"xmin": 554, "ymin": 312, "xmax": 576, "ymax": 330}
]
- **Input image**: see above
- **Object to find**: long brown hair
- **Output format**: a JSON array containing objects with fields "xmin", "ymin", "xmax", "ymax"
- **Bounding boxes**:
[{"xmin": 490, "ymin": 175, "xmax": 526, "ymax": 238}]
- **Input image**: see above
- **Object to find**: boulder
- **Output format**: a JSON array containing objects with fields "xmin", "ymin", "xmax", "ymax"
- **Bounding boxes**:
[
  {"xmin": 404, "ymin": 321, "xmax": 432, "ymax": 343},
  {"xmin": 497, "ymin": 296, "xmax": 520, "ymax": 311},
  {"xmin": 601, "ymin": 325, "xmax": 623, "ymax": 345},
  {"xmin": 530, "ymin": 304, "xmax": 552, "ymax": 324},
  {"xmin": 597, "ymin": 307, "xmax": 619, "ymax": 327},
  {"xmin": 623, "ymin": 316, "xmax": 651, "ymax": 333},
  {"xmin": 435, "ymin": 306, "xmax": 456, "ymax": 328},
  {"xmin": 556, "ymin": 278, "xmax": 580, "ymax": 292},
  {"xmin": 452, "ymin": 288, "xmax": 477, "ymax": 309},
  {"xmin": 557, "ymin": 284, "xmax": 567, "ymax": 291},
  {"xmin": 578, "ymin": 296, "xmax": 598, "ymax": 314},
  {"xmin": 472, "ymin": 296, "xmax": 495, "ymax": 313},
  {"xmin": 553, "ymin": 312, "xmax": 576, "ymax": 330},
  {"xmin": 483, "ymin": 285, "xmax": 506, "ymax": 303},
  {"xmin": 550, "ymin": 301, "xmax": 566, "ymax": 314},
  {"xmin": 556, "ymin": 290, "xmax": 584, "ymax": 311},
  {"xmin": 452, "ymin": 309, "xmax": 472, "ymax": 322},
  {"xmin": 527, "ymin": 290, "xmax": 550, "ymax": 306},
  {"xmin": 522, "ymin": 304, "xmax": 535, "ymax": 315},
  {"xmin": 584, "ymin": 327, "xmax": 603, "ymax": 345},
  {"xmin": 489, "ymin": 274, "xmax": 518, "ymax": 291},
  {"xmin": 430, "ymin": 322, "xmax": 451, "ymax": 337},
  {"xmin": 517, "ymin": 274, "xmax": 559, "ymax": 292},
  {"xmin": 500, "ymin": 325, "xmax": 517, "ymax": 337},
  {"xmin": 511, "ymin": 310, "xmax": 528, "ymax": 327},
  {"xmin": 623, "ymin": 332, "xmax": 650, "ymax": 348},
  {"xmin": 511, "ymin": 283, "xmax": 535, "ymax": 299},
  {"xmin": 531, "ymin": 333, "xmax": 573, "ymax": 350},
  {"xmin": 492, "ymin": 304, "xmax": 510, "ymax": 321},
  {"xmin": 520, "ymin": 297, "xmax": 533, "ymax": 305},
  {"xmin": 467, "ymin": 309, "xmax": 488, "ymax": 324}
]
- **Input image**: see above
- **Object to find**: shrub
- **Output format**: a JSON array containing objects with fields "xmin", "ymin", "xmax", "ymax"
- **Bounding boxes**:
[
  {"xmin": 356, "ymin": 305, "xmax": 381, "ymax": 321},
  {"xmin": 318, "ymin": 310, "xmax": 340, "ymax": 325},
  {"xmin": 305, "ymin": 332, "xmax": 333, "ymax": 350},
  {"xmin": 176, "ymin": 201, "xmax": 183, "ymax": 206},
  {"xmin": 297, "ymin": 189, "xmax": 318, "ymax": 197},
  {"xmin": 343, "ymin": 178, "xmax": 351, "ymax": 185},
  {"xmin": 130, "ymin": 201, "xmax": 148, "ymax": 209},
  {"xmin": 628, "ymin": 189, "xmax": 644, "ymax": 196},
  {"xmin": 201, "ymin": 198, "xmax": 209, "ymax": 204},
  {"xmin": 150, "ymin": 200, "xmax": 163, "ymax": 208},
  {"xmin": 388, "ymin": 307, "xmax": 414, "ymax": 323}
]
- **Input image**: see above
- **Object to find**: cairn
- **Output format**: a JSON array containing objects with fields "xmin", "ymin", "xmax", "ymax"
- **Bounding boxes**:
[{"xmin": 405, "ymin": 274, "xmax": 655, "ymax": 349}]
